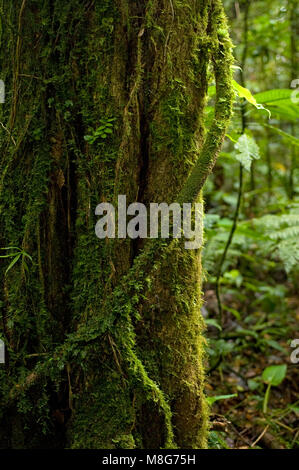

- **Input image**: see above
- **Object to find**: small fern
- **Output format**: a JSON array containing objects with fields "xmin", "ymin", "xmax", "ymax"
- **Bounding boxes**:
[
  {"xmin": 253, "ymin": 204, "xmax": 299, "ymax": 272},
  {"xmin": 204, "ymin": 204, "xmax": 299, "ymax": 275}
]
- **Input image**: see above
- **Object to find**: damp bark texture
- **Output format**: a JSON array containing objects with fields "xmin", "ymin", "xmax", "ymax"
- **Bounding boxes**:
[{"xmin": 0, "ymin": 0, "xmax": 233, "ymax": 448}]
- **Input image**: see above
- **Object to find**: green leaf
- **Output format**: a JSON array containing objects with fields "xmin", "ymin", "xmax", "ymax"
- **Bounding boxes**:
[
  {"xmin": 263, "ymin": 339, "xmax": 287, "ymax": 354},
  {"xmin": 288, "ymin": 404, "xmax": 299, "ymax": 414},
  {"xmin": 234, "ymin": 328, "xmax": 259, "ymax": 339},
  {"xmin": 253, "ymin": 89, "xmax": 294, "ymax": 105},
  {"xmin": 248, "ymin": 379, "xmax": 260, "ymax": 391},
  {"xmin": 253, "ymin": 89, "xmax": 299, "ymax": 121},
  {"xmin": 232, "ymin": 80, "xmax": 270, "ymax": 115},
  {"xmin": 226, "ymin": 133, "xmax": 237, "ymax": 143},
  {"xmin": 206, "ymin": 394, "xmax": 238, "ymax": 406},
  {"xmin": 233, "ymin": 80, "xmax": 258, "ymax": 107},
  {"xmin": 0, "ymin": 247, "xmax": 21, "ymax": 251},
  {"xmin": 0, "ymin": 253, "xmax": 20, "ymax": 258},
  {"xmin": 267, "ymin": 104, "xmax": 299, "ymax": 121},
  {"xmin": 262, "ymin": 364, "xmax": 287, "ymax": 386},
  {"xmin": 223, "ymin": 306, "xmax": 241, "ymax": 321},
  {"xmin": 23, "ymin": 252, "xmax": 33, "ymax": 262},
  {"xmin": 5, "ymin": 253, "xmax": 21, "ymax": 275},
  {"xmin": 264, "ymin": 125, "xmax": 299, "ymax": 147},
  {"xmin": 234, "ymin": 134, "xmax": 260, "ymax": 171},
  {"xmin": 205, "ymin": 319, "xmax": 222, "ymax": 331}
]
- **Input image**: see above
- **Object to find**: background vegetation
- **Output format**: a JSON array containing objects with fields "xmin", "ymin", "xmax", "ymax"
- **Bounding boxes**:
[{"xmin": 205, "ymin": 0, "xmax": 299, "ymax": 449}]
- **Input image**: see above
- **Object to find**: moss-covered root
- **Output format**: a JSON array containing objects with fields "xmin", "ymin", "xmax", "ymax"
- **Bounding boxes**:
[{"xmin": 178, "ymin": 0, "xmax": 234, "ymax": 205}]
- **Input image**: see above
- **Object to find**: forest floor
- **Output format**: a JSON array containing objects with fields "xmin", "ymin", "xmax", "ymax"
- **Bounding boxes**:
[{"xmin": 204, "ymin": 281, "xmax": 299, "ymax": 449}]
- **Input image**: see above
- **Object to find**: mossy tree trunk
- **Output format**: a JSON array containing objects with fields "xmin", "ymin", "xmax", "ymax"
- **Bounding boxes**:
[{"xmin": 0, "ymin": 0, "xmax": 233, "ymax": 448}]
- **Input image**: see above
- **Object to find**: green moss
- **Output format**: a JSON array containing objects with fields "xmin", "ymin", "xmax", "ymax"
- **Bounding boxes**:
[{"xmin": 0, "ymin": 0, "xmax": 233, "ymax": 449}]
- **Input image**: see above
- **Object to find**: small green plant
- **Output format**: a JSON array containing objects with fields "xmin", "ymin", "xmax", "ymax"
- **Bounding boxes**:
[
  {"xmin": 84, "ymin": 117, "xmax": 116, "ymax": 144},
  {"xmin": 208, "ymin": 430, "xmax": 230, "ymax": 449},
  {"xmin": 0, "ymin": 247, "xmax": 32, "ymax": 275},
  {"xmin": 206, "ymin": 393, "xmax": 237, "ymax": 406},
  {"xmin": 262, "ymin": 364, "xmax": 287, "ymax": 414},
  {"xmin": 234, "ymin": 133, "xmax": 260, "ymax": 172}
]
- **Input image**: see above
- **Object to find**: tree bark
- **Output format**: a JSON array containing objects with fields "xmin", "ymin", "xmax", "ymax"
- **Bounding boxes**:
[{"xmin": 0, "ymin": 0, "xmax": 233, "ymax": 448}]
